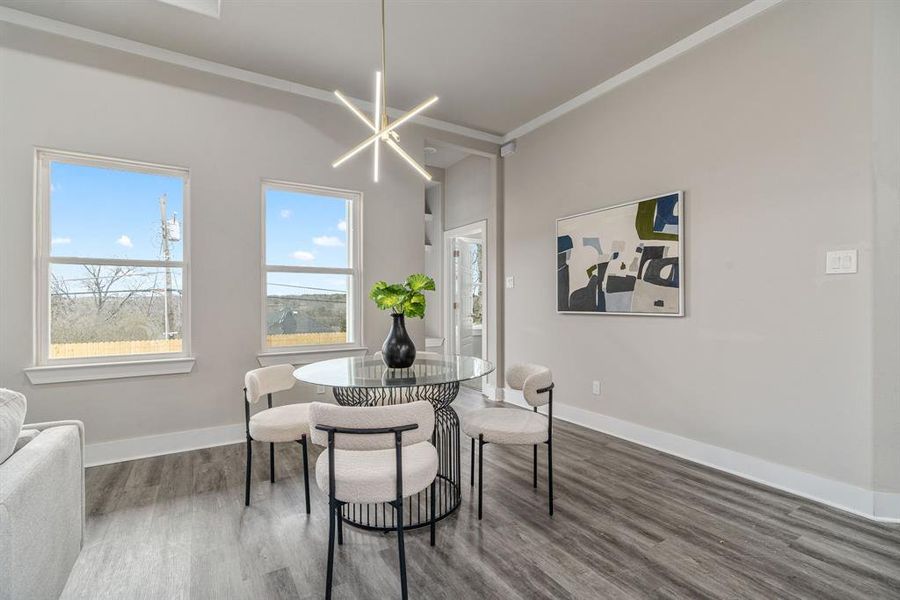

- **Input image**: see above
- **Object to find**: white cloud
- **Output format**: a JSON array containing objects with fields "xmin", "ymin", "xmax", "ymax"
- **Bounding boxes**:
[
  {"xmin": 280, "ymin": 209, "xmax": 292, "ymax": 219},
  {"xmin": 116, "ymin": 235, "xmax": 133, "ymax": 248},
  {"xmin": 292, "ymin": 250, "xmax": 315, "ymax": 262},
  {"xmin": 337, "ymin": 219, "xmax": 347, "ymax": 232},
  {"xmin": 51, "ymin": 237, "xmax": 71, "ymax": 245},
  {"xmin": 313, "ymin": 235, "xmax": 344, "ymax": 247}
]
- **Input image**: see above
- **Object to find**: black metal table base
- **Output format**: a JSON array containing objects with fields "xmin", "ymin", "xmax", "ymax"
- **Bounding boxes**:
[{"xmin": 332, "ymin": 382, "xmax": 461, "ymax": 531}]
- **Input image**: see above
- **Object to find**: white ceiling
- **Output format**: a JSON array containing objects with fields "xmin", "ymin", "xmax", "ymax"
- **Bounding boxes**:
[
  {"xmin": 424, "ymin": 142, "xmax": 470, "ymax": 170},
  {"xmin": 0, "ymin": 0, "xmax": 751, "ymax": 137}
]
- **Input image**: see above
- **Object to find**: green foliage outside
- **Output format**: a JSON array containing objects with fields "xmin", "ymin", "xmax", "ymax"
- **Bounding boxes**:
[{"xmin": 50, "ymin": 265, "xmax": 183, "ymax": 344}]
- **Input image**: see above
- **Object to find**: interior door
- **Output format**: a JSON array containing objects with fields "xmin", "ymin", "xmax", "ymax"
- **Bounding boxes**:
[{"xmin": 452, "ymin": 236, "xmax": 485, "ymax": 387}]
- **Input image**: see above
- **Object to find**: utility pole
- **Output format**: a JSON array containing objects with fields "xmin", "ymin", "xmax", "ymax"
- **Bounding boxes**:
[{"xmin": 159, "ymin": 194, "xmax": 175, "ymax": 339}]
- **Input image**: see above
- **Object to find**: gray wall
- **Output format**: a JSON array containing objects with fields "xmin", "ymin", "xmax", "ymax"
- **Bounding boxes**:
[
  {"xmin": 444, "ymin": 154, "xmax": 492, "ymax": 231},
  {"xmin": 503, "ymin": 1, "xmax": 882, "ymax": 489},
  {"xmin": 872, "ymin": 0, "xmax": 900, "ymax": 496},
  {"xmin": 0, "ymin": 24, "xmax": 458, "ymax": 444},
  {"xmin": 424, "ymin": 174, "xmax": 444, "ymax": 341}
]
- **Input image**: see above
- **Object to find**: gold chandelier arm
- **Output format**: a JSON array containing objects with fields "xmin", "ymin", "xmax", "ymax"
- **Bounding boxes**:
[
  {"xmin": 334, "ymin": 90, "xmax": 376, "ymax": 131},
  {"xmin": 386, "ymin": 138, "xmax": 432, "ymax": 181},
  {"xmin": 334, "ymin": 87, "xmax": 399, "ymax": 141},
  {"xmin": 332, "ymin": 95, "xmax": 438, "ymax": 168}
]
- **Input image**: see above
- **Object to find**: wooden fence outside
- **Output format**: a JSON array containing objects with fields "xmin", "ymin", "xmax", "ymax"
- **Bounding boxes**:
[
  {"xmin": 50, "ymin": 339, "xmax": 183, "ymax": 359},
  {"xmin": 50, "ymin": 331, "xmax": 346, "ymax": 358},
  {"xmin": 266, "ymin": 332, "xmax": 346, "ymax": 347}
]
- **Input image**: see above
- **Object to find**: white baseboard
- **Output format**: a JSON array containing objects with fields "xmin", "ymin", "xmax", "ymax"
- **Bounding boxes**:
[
  {"xmin": 874, "ymin": 492, "xmax": 900, "ymax": 523},
  {"xmin": 502, "ymin": 389, "xmax": 900, "ymax": 523},
  {"xmin": 85, "ymin": 423, "xmax": 245, "ymax": 467}
]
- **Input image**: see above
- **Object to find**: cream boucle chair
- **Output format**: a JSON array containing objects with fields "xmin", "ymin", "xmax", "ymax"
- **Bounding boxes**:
[
  {"xmin": 243, "ymin": 364, "xmax": 310, "ymax": 514},
  {"xmin": 309, "ymin": 401, "xmax": 438, "ymax": 600},
  {"xmin": 462, "ymin": 363, "xmax": 554, "ymax": 519}
]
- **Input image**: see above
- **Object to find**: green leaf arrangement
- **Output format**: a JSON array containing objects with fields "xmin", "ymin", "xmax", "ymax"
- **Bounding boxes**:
[{"xmin": 369, "ymin": 274, "xmax": 436, "ymax": 319}]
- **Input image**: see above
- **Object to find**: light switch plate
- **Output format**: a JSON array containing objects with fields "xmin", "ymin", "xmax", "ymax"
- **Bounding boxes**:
[
  {"xmin": 825, "ymin": 250, "xmax": 857, "ymax": 274},
  {"xmin": 505, "ymin": 276, "xmax": 515, "ymax": 289}
]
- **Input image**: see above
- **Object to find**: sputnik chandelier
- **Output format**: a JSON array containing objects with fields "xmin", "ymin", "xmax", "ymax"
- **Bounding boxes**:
[{"xmin": 332, "ymin": 0, "xmax": 437, "ymax": 182}]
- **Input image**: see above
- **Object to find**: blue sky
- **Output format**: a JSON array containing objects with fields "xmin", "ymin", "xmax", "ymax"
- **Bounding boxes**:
[
  {"xmin": 51, "ymin": 161, "xmax": 184, "ymax": 261},
  {"xmin": 264, "ymin": 189, "xmax": 348, "ymax": 270},
  {"xmin": 49, "ymin": 162, "xmax": 349, "ymax": 298},
  {"xmin": 50, "ymin": 162, "xmax": 185, "ymax": 297},
  {"xmin": 265, "ymin": 189, "xmax": 350, "ymax": 298}
]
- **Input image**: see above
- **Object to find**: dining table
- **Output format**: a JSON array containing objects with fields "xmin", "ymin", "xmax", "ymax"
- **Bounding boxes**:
[{"xmin": 293, "ymin": 354, "xmax": 494, "ymax": 531}]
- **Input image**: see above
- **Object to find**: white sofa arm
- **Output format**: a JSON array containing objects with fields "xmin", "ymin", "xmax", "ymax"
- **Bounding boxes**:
[
  {"xmin": 0, "ymin": 421, "xmax": 85, "ymax": 600},
  {"xmin": 20, "ymin": 420, "xmax": 86, "ymax": 536}
]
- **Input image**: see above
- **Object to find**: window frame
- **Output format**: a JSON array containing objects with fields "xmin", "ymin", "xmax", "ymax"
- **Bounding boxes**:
[
  {"xmin": 260, "ymin": 179, "xmax": 364, "ymax": 355},
  {"xmin": 34, "ymin": 148, "xmax": 192, "ymax": 366}
]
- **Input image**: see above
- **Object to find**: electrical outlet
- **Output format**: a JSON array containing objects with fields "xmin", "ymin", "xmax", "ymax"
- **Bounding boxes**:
[
  {"xmin": 316, "ymin": 385, "xmax": 325, "ymax": 394},
  {"xmin": 592, "ymin": 380, "xmax": 600, "ymax": 395}
]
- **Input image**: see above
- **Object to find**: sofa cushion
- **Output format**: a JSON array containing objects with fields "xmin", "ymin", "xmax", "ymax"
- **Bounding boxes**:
[{"xmin": 0, "ymin": 389, "xmax": 27, "ymax": 464}]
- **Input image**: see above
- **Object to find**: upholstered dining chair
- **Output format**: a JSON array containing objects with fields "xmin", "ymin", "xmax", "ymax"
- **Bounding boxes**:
[
  {"xmin": 309, "ymin": 401, "xmax": 438, "ymax": 600},
  {"xmin": 244, "ymin": 364, "xmax": 311, "ymax": 514},
  {"xmin": 462, "ymin": 363, "xmax": 554, "ymax": 519}
]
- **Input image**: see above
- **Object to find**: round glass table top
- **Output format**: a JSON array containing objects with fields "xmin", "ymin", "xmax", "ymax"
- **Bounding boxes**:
[{"xmin": 293, "ymin": 355, "xmax": 494, "ymax": 388}]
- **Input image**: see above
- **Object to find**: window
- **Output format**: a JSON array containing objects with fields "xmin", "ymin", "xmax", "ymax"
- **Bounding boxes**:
[
  {"xmin": 262, "ymin": 181, "xmax": 362, "ymax": 351},
  {"xmin": 35, "ymin": 150, "xmax": 190, "ymax": 364}
]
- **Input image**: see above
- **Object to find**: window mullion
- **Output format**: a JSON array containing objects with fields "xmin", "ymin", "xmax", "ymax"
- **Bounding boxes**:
[
  {"xmin": 265, "ymin": 265, "xmax": 353, "ymax": 275},
  {"xmin": 49, "ymin": 256, "xmax": 183, "ymax": 268}
]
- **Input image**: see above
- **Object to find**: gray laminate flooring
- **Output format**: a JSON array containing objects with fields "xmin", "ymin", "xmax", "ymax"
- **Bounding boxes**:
[{"xmin": 61, "ymin": 390, "xmax": 900, "ymax": 599}]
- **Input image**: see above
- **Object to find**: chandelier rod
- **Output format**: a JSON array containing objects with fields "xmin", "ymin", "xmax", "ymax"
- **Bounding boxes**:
[{"xmin": 380, "ymin": 0, "xmax": 387, "ymax": 128}]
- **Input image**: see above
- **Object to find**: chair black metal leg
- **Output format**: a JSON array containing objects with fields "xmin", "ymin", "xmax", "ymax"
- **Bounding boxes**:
[
  {"xmin": 300, "ymin": 437, "xmax": 311, "ymax": 515},
  {"xmin": 533, "ymin": 444, "xmax": 538, "ymax": 488},
  {"xmin": 325, "ymin": 495, "xmax": 336, "ymax": 600},
  {"xmin": 470, "ymin": 437, "xmax": 475, "ymax": 487},
  {"xmin": 429, "ymin": 479, "xmax": 437, "ymax": 546},
  {"xmin": 337, "ymin": 505, "xmax": 344, "ymax": 546},
  {"xmin": 396, "ymin": 500, "xmax": 408, "ymax": 600},
  {"xmin": 478, "ymin": 434, "xmax": 484, "ymax": 521},
  {"xmin": 269, "ymin": 442, "xmax": 275, "ymax": 483},
  {"xmin": 244, "ymin": 437, "xmax": 252, "ymax": 506},
  {"xmin": 548, "ymin": 439, "xmax": 554, "ymax": 516}
]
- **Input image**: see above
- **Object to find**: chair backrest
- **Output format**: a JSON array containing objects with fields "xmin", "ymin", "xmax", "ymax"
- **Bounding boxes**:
[
  {"xmin": 372, "ymin": 350, "xmax": 443, "ymax": 361},
  {"xmin": 506, "ymin": 363, "xmax": 553, "ymax": 407},
  {"xmin": 245, "ymin": 364, "xmax": 296, "ymax": 404},
  {"xmin": 309, "ymin": 401, "xmax": 435, "ymax": 450}
]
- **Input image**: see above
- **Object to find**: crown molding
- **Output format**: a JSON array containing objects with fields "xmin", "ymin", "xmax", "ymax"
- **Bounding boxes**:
[
  {"xmin": 0, "ymin": 6, "xmax": 503, "ymax": 145},
  {"xmin": 501, "ymin": 0, "xmax": 784, "ymax": 143}
]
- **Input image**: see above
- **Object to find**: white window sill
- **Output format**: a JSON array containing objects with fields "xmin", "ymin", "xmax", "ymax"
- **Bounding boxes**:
[
  {"xmin": 25, "ymin": 357, "xmax": 195, "ymax": 385},
  {"xmin": 257, "ymin": 346, "xmax": 368, "ymax": 367}
]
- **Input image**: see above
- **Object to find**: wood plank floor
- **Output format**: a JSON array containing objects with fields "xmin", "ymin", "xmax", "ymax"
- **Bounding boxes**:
[{"xmin": 62, "ymin": 390, "xmax": 900, "ymax": 599}]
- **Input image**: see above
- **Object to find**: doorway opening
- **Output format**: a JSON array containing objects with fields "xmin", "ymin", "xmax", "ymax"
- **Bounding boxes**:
[{"xmin": 444, "ymin": 220, "xmax": 487, "ymax": 390}]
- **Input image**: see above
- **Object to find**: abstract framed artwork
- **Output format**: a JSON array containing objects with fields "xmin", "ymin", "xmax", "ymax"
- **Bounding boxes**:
[{"xmin": 556, "ymin": 191, "xmax": 684, "ymax": 316}]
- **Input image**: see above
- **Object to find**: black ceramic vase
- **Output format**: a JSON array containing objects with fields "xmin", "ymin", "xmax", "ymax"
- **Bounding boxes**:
[{"xmin": 381, "ymin": 313, "xmax": 416, "ymax": 368}]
